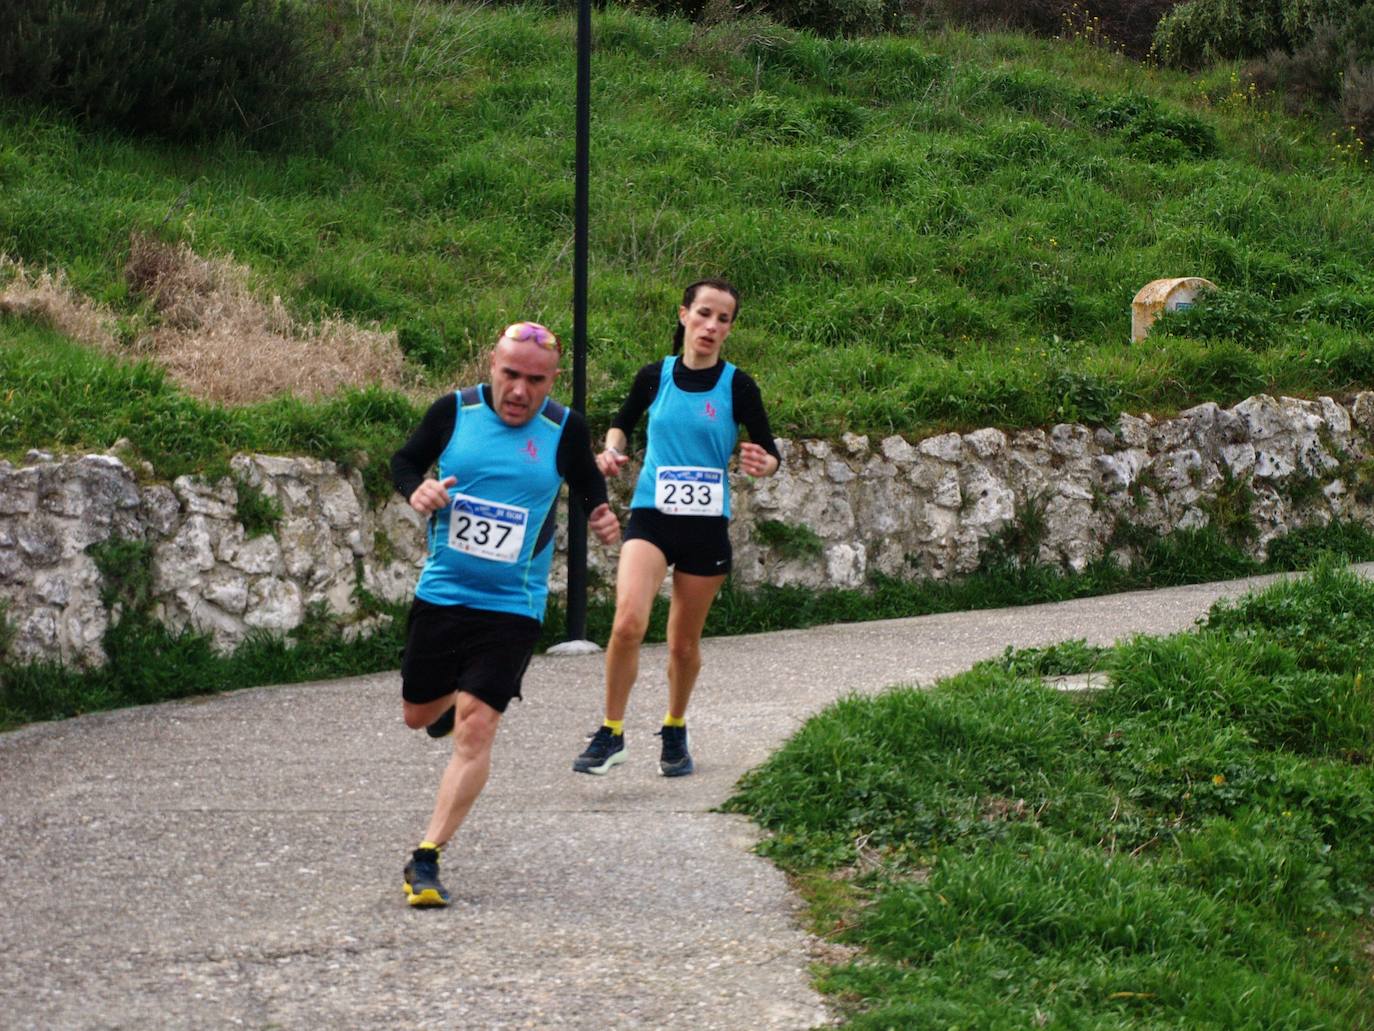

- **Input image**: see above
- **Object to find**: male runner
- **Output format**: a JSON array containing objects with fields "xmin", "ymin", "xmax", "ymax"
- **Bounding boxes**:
[{"xmin": 391, "ymin": 321, "xmax": 619, "ymax": 907}]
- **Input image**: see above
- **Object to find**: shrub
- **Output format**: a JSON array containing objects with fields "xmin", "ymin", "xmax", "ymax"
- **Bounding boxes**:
[
  {"xmin": 1153, "ymin": 0, "xmax": 1288, "ymax": 68},
  {"xmin": 629, "ymin": 0, "xmax": 904, "ymax": 35},
  {"xmin": 1150, "ymin": 288, "xmax": 1278, "ymax": 348},
  {"xmin": 1154, "ymin": 0, "xmax": 1365, "ymax": 68},
  {"xmin": 0, "ymin": 0, "xmax": 352, "ymax": 146},
  {"xmin": 917, "ymin": 1, "xmax": 1179, "ymax": 57},
  {"xmin": 1340, "ymin": 60, "xmax": 1374, "ymax": 144}
]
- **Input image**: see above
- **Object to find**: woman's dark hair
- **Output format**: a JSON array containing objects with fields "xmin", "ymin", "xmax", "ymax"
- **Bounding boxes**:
[{"xmin": 673, "ymin": 277, "xmax": 741, "ymax": 355}]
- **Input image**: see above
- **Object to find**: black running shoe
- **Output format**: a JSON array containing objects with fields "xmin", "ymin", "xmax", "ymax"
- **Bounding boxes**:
[
  {"xmin": 402, "ymin": 847, "xmax": 450, "ymax": 908},
  {"xmin": 426, "ymin": 705, "xmax": 455, "ymax": 739},
  {"xmin": 572, "ymin": 726, "xmax": 626, "ymax": 775},
  {"xmin": 656, "ymin": 724, "xmax": 694, "ymax": 777}
]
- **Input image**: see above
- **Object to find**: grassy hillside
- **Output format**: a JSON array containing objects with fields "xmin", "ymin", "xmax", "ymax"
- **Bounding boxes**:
[{"xmin": 3, "ymin": 2, "xmax": 1374, "ymax": 476}]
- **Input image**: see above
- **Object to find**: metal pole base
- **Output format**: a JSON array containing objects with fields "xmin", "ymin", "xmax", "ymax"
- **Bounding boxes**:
[{"xmin": 545, "ymin": 639, "xmax": 602, "ymax": 657}]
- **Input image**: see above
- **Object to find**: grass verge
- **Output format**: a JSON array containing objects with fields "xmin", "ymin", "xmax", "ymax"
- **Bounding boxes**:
[{"xmin": 725, "ymin": 556, "xmax": 1374, "ymax": 1028}]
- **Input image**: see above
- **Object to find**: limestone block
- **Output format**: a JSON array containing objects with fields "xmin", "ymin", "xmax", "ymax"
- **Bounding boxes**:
[
  {"xmin": 1219, "ymin": 443, "xmax": 1257, "ymax": 479},
  {"xmin": 153, "ymin": 515, "xmax": 217, "ymax": 592},
  {"xmin": 173, "ymin": 476, "xmax": 236, "ymax": 520},
  {"xmin": 244, "ymin": 577, "xmax": 303, "ymax": 632},
  {"xmin": 931, "ymin": 470, "xmax": 962, "ymax": 510},
  {"xmin": 841, "ymin": 433, "xmax": 869, "ymax": 456},
  {"xmin": 141, "ymin": 485, "xmax": 181, "ymax": 537},
  {"xmin": 1232, "ymin": 395, "xmax": 1285, "ymax": 441},
  {"xmin": 1155, "ymin": 449, "xmax": 1203, "ymax": 491},
  {"xmin": 918, "ymin": 432, "xmax": 964, "ymax": 463},
  {"xmin": 963, "ymin": 427, "xmax": 1007, "ymax": 459},
  {"xmin": 1116, "ymin": 414, "xmax": 1150, "ymax": 449},
  {"xmin": 1253, "ymin": 448, "xmax": 1296, "ymax": 480},
  {"xmin": 1320, "ymin": 397, "xmax": 1352, "ymax": 438},
  {"xmin": 1095, "ymin": 449, "xmax": 1148, "ymax": 494},
  {"xmin": 202, "ymin": 574, "xmax": 250, "ymax": 615},
  {"xmin": 16, "ymin": 519, "xmax": 62, "ymax": 566},
  {"xmin": 1351, "ymin": 392, "xmax": 1374, "ymax": 434},
  {"xmin": 219, "ymin": 526, "xmax": 284, "ymax": 576},
  {"xmin": 821, "ymin": 542, "xmax": 864, "ymax": 588},
  {"xmin": 0, "ymin": 466, "xmax": 38, "ymax": 515},
  {"xmin": 0, "ymin": 546, "xmax": 28, "ymax": 584},
  {"xmin": 962, "ymin": 467, "xmax": 1015, "ymax": 531},
  {"xmin": 32, "ymin": 573, "xmax": 71, "ymax": 606},
  {"xmin": 318, "ymin": 476, "xmax": 363, "ymax": 529},
  {"xmin": 1049, "ymin": 423, "xmax": 1092, "ymax": 459},
  {"xmin": 880, "ymin": 435, "xmax": 916, "ymax": 464},
  {"xmin": 824, "ymin": 460, "xmax": 856, "ymax": 484}
]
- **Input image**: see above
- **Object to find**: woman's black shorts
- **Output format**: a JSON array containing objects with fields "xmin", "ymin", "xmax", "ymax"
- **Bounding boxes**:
[
  {"xmin": 624, "ymin": 507, "xmax": 732, "ymax": 576},
  {"xmin": 400, "ymin": 598, "xmax": 542, "ymax": 713}
]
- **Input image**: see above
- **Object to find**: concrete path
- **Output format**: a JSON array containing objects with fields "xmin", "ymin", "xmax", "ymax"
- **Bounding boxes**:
[{"xmin": 4, "ymin": 565, "xmax": 1368, "ymax": 1030}]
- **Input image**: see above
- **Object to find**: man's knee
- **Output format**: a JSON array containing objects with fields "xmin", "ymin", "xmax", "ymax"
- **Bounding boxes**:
[
  {"xmin": 454, "ymin": 695, "xmax": 502, "ymax": 748},
  {"xmin": 402, "ymin": 700, "xmax": 445, "ymax": 730}
]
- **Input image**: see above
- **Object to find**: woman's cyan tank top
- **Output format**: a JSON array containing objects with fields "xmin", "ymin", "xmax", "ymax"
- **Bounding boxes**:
[{"xmin": 631, "ymin": 357, "xmax": 737, "ymax": 519}]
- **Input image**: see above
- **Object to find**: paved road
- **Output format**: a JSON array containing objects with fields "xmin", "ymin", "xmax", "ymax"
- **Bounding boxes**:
[{"xmin": 4, "ymin": 566, "xmax": 1366, "ymax": 1030}]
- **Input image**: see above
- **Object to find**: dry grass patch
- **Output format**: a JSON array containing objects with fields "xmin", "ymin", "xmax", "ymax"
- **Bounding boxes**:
[
  {"xmin": 122, "ymin": 234, "xmax": 417, "ymax": 404},
  {"xmin": 0, "ymin": 256, "xmax": 120, "ymax": 350},
  {"xmin": 1, "ymin": 240, "xmax": 421, "ymax": 405}
]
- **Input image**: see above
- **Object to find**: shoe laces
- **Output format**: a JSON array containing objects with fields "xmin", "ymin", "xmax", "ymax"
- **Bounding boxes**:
[{"xmin": 412, "ymin": 847, "xmax": 440, "ymax": 872}]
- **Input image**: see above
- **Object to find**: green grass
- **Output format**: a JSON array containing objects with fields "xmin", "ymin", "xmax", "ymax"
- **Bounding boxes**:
[
  {"xmin": 5, "ymin": 4, "xmax": 1374, "ymax": 475},
  {"xmin": 725, "ymin": 557, "xmax": 1374, "ymax": 1028}
]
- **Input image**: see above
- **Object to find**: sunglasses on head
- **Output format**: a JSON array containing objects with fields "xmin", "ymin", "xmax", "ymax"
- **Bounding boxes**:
[{"xmin": 502, "ymin": 321, "xmax": 561, "ymax": 356}]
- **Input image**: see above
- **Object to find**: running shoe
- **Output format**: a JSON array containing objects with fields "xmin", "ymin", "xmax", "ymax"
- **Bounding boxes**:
[
  {"xmin": 656, "ymin": 724, "xmax": 694, "ymax": 777},
  {"xmin": 402, "ymin": 847, "xmax": 450, "ymax": 908},
  {"xmin": 426, "ymin": 705, "xmax": 456, "ymax": 739},
  {"xmin": 572, "ymin": 726, "xmax": 626, "ymax": 775}
]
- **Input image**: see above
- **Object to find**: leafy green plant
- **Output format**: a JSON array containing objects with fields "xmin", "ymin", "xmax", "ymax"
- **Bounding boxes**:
[
  {"xmin": 753, "ymin": 518, "xmax": 825, "ymax": 559},
  {"xmin": 1150, "ymin": 288, "xmax": 1279, "ymax": 348},
  {"xmin": 233, "ymin": 476, "xmax": 283, "ymax": 539}
]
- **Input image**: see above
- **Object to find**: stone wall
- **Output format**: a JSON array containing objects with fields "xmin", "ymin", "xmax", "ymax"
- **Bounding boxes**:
[{"xmin": 4, "ymin": 391, "xmax": 1374, "ymax": 668}]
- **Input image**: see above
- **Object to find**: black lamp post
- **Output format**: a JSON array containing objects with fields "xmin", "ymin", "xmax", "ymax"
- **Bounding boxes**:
[{"xmin": 564, "ymin": 0, "xmax": 593, "ymax": 644}]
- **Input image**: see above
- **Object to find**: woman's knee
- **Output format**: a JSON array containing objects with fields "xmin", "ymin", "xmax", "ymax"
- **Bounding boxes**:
[
  {"xmin": 666, "ymin": 636, "xmax": 701, "ymax": 667},
  {"xmin": 610, "ymin": 611, "xmax": 650, "ymax": 647}
]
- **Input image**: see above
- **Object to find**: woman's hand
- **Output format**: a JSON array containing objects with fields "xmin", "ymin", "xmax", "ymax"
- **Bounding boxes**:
[
  {"xmin": 597, "ymin": 447, "xmax": 631, "ymax": 478},
  {"xmin": 738, "ymin": 442, "xmax": 779, "ymax": 478}
]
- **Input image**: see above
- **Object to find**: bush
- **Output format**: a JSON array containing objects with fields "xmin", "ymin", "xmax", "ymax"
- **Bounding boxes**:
[
  {"xmin": 918, "ymin": 1, "xmax": 1180, "ymax": 57},
  {"xmin": 1153, "ymin": 0, "xmax": 1287, "ymax": 68},
  {"xmin": 628, "ymin": 0, "xmax": 904, "ymax": 34},
  {"xmin": 0, "ymin": 0, "xmax": 352, "ymax": 146},
  {"xmin": 1150, "ymin": 288, "xmax": 1278, "ymax": 347},
  {"xmin": 1340, "ymin": 60, "xmax": 1374, "ymax": 144},
  {"xmin": 1154, "ymin": 0, "xmax": 1365, "ymax": 68}
]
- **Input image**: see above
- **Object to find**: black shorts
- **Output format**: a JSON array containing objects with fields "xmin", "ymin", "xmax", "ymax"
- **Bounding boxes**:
[
  {"xmin": 625, "ymin": 508, "xmax": 732, "ymax": 576},
  {"xmin": 400, "ymin": 599, "xmax": 541, "ymax": 713}
]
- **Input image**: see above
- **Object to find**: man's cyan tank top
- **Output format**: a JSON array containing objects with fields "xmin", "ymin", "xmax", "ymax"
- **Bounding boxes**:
[{"xmin": 416, "ymin": 385, "xmax": 568, "ymax": 621}]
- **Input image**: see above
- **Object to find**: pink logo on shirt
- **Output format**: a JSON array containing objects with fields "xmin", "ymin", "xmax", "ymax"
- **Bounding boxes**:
[
  {"xmin": 704, "ymin": 401, "xmax": 717, "ymax": 420},
  {"xmin": 524, "ymin": 439, "xmax": 539, "ymax": 460}
]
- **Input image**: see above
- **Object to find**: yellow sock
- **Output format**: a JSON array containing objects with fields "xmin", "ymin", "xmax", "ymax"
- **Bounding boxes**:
[
  {"xmin": 603, "ymin": 719, "xmax": 624, "ymax": 735},
  {"xmin": 663, "ymin": 714, "xmax": 686, "ymax": 728},
  {"xmin": 419, "ymin": 840, "xmax": 441, "ymax": 852}
]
